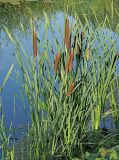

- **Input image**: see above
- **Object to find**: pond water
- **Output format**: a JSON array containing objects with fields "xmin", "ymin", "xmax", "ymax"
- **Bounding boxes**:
[{"xmin": 0, "ymin": 0, "xmax": 119, "ymax": 157}]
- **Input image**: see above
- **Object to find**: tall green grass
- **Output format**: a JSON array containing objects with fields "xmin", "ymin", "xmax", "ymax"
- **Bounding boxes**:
[
  {"xmin": 5, "ymin": 12, "xmax": 119, "ymax": 159},
  {"xmin": 0, "ymin": 64, "xmax": 14, "ymax": 159}
]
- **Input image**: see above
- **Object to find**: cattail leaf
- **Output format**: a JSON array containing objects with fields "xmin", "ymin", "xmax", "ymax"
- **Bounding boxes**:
[
  {"xmin": 4, "ymin": 26, "xmax": 15, "ymax": 44},
  {"xmin": 1, "ymin": 64, "xmax": 14, "ymax": 90},
  {"xmin": 86, "ymin": 43, "xmax": 90, "ymax": 60},
  {"xmin": 112, "ymin": 52, "xmax": 119, "ymax": 67}
]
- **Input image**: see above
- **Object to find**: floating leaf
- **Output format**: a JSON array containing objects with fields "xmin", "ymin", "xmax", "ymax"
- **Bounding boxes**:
[{"xmin": 54, "ymin": 53, "xmax": 60, "ymax": 73}]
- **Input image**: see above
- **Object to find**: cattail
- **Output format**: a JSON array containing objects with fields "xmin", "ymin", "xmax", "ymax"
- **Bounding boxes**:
[
  {"xmin": 65, "ymin": 55, "xmax": 70, "ymax": 73},
  {"xmin": 66, "ymin": 82, "xmax": 75, "ymax": 96},
  {"xmin": 64, "ymin": 18, "xmax": 70, "ymax": 49},
  {"xmin": 69, "ymin": 51, "xmax": 74, "ymax": 72},
  {"xmin": 54, "ymin": 53, "xmax": 60, "ymax": 73},
  {"xmin": 86, "ymin": 43, "xmax": 90, "ymax": 61},
  {"xmin": 33, "ymin": 29, "xmax": 37, "ymax": 58}
]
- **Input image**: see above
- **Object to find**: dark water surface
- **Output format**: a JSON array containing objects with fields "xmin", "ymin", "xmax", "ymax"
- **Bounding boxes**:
[{"xmin": 0, "ymin": 1, "xmax": 119, "ymax": 155}]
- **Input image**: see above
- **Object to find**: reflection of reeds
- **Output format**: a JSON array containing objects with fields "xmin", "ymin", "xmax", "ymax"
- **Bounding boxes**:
[
  {"xmin": 33, "ymin": 29, "xmax": 37, "ymax": 58},
  {"xmin": 54, "ymin": 53, "xmax": 60, "ymax": 73}
]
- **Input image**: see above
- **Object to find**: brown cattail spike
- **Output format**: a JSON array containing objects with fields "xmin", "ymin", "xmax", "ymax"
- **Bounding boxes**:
[
  {"xmin": 54, "ymin": 53, "xmax": 60, "ymax": 73},
  {"xmin": 33, "ymin": 29, "xmax": 37, "ymax": 58},
  {"xmin": 66, "ymin": 82, "xmax": 75, "ymax": 96},
  {"xmin": 64, "ymin": 18, "xmax": 70, "ymax": 49},
  {"xmin": 69, "ymin": 50, "xmax": 74, "ymax": 72},
  {"xmin": 65, "ymin": 55, "xmax": 70, "ymax": 73}
]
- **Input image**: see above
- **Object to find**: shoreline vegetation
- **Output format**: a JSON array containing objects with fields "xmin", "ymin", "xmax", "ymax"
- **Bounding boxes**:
[
  {"xmin": 0, "ymin": 0, "xmax": 119, "ymax": 159},
  {"xmin": 3, "ymin": 10, "xmax": 119, "ymax": 159},
  {"xmin": 0, "ymin": 0, "xmax": 119, "ymax": 36}
]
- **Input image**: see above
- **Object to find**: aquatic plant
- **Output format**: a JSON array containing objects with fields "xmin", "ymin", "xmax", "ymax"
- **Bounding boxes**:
[
  {"xmin": 5, "ymin": 11, "xmax": 119, "ymax": 160},
  {"xmin": 0, "ymin": 64, "xmax": 14, "ymax": 159}
]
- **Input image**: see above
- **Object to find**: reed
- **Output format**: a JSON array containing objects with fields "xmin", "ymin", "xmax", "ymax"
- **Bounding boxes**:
[
  {"xmin": 0, "ymin": 64, "xmax": 14, "ymax": 159},
  {"xmin": 33, "ymin": 28, "xmax": 37, "ymax": 58},
  {"xmin": 54, "ymin": 52, "xmax": 61, "ymax": 73},
  {"xmin": 4, "ymin": 11, "xmax": 119, "ymax": 160}
]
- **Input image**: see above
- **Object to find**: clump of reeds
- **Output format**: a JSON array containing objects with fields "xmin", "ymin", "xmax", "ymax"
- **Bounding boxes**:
[{"xmin": 5, "ymin": 12, "xmax": 119, "ymax": 159}]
